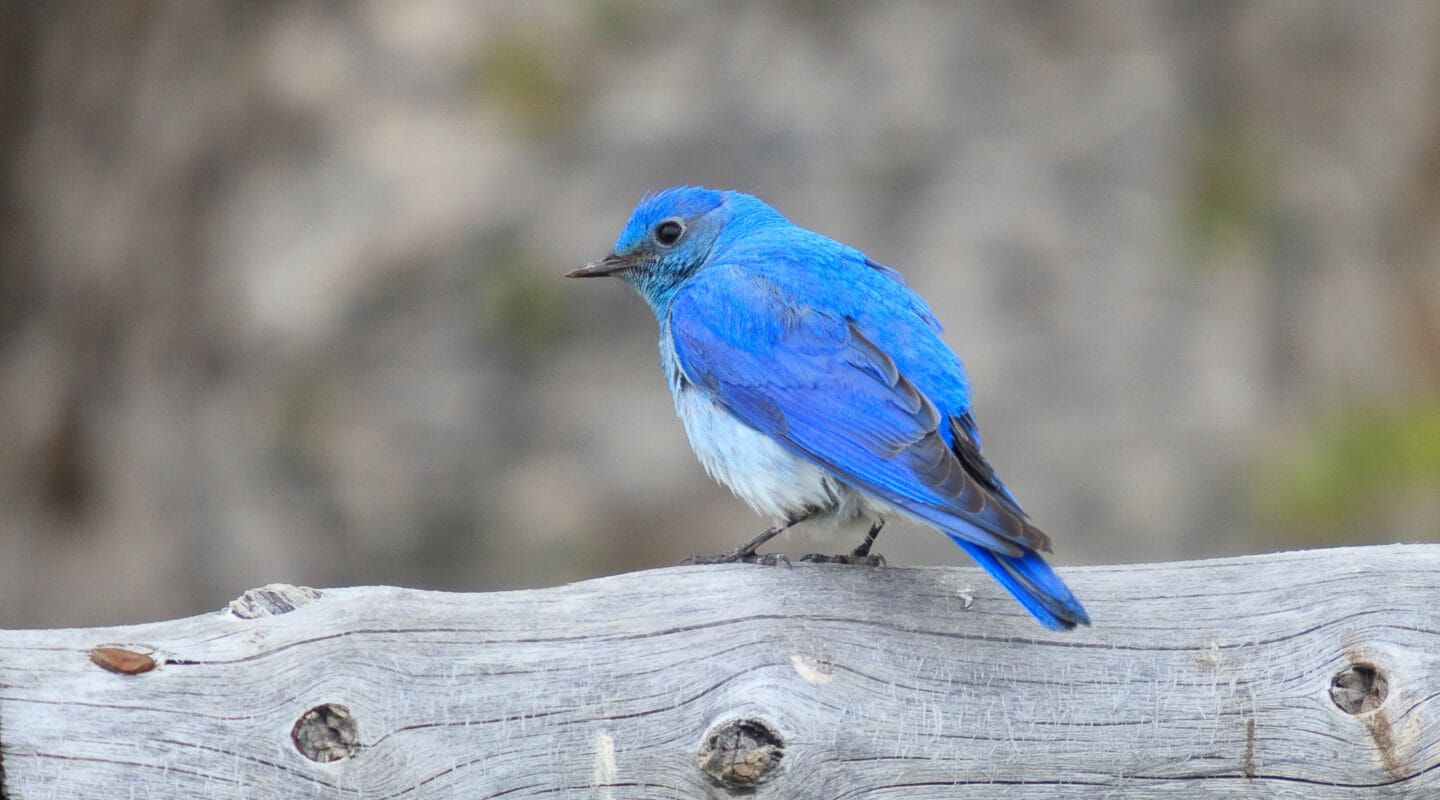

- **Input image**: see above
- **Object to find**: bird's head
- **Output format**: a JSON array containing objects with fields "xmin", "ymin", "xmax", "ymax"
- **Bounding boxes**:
[{"xmin": 568, "ymin": 186, "xmax": 738, "ymax": 312}]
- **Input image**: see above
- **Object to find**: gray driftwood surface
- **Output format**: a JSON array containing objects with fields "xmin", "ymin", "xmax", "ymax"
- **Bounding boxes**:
[{"xmin": 2, "ymin": 545, "xmax": 1439, "ymax": 799}]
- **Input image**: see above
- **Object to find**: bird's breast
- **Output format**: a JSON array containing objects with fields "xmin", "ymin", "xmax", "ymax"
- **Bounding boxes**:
[{"xmin": 662, "ymin": 344, "xmax": 877, "ymax": 530}]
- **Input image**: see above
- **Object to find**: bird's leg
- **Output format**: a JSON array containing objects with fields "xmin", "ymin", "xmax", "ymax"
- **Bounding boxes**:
[
  {"xmin": 800, "ymin": 520, "xmax": 887, "ymax": 567},
  {"xmin": 849, "ymin": 520, "xmax": 884, "ymax": 558},
  {"xmin": 681, "ymin": 516, "xmax": 805, "ymax": 566}
]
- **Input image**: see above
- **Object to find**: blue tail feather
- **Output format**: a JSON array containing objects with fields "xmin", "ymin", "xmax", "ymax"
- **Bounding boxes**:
[{"xmin": 953, "ymin": 539, "xmax": 1090, "ymax": 630}]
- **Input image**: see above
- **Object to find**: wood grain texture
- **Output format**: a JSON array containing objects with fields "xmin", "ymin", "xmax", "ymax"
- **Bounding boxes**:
[{"xmin": 2, "ymin": 545, "xmax": 1438, "ymax": 798}]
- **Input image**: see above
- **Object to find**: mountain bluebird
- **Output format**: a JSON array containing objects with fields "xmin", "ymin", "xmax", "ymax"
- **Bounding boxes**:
[{"xmin": 568, "ymin": 187, "xmax": 1089, "ymax": 630}]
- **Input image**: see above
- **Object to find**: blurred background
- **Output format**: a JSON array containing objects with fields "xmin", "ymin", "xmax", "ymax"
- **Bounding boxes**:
[{"xmin": 2, "ymin": 1, "xmax": 1438, "ymax": 628}]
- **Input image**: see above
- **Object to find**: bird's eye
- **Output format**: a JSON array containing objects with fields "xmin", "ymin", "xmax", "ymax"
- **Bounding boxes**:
[{"xmin": 654, "ymin": 219, "xmax": 684, "ymax": 246}]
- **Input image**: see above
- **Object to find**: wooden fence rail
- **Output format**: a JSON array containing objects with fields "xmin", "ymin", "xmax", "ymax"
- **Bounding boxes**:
[{"xmin": 2, "ymin": 544, "xmax": 1438, "ymax": 798}]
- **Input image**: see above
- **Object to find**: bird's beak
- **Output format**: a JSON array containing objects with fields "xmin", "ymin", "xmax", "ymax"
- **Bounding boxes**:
[{"xmin": 565, "ymin": 253, "xmax": 635, "ymax": 278}]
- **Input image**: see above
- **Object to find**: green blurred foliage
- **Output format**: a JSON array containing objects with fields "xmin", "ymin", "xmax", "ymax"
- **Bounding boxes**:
[
  {"xmin": 470, "ymin": 28, "xmax": 579, "ymax": 137},
  {"xmin": 1182, "ymin": 117, "xmax": 1275, "ymax": 263},
  {"xmin": 476, "ymin": 246, "xmax": 572, "ymax": 353},
  {"xmin": 586, "ymin": 0, "xmax": 651, "ymax": 42},
  {"xmin": 1252, "ymin": 399, "xmax": 1440, "ymax": 543}
]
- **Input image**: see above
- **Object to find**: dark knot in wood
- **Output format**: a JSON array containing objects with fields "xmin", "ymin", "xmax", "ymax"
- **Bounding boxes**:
[
  {"xmin": 90, "ymin": 646, "xmax": 157, "ymax": 675},
  {"xmin": 1330, "ymin": 663, "xmax": 1388, "ymax": 715},
  {"xmin": 698, "ymin": 717, "xmax": 784, "ymax": 788},
  {"xmin": 292, "ymin": 703, "xmax": 359, "ymax": 762}
]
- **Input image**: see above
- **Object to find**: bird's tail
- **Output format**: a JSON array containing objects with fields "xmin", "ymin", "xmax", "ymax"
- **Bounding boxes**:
[{"xmin": 952, "ymin": 539, "xmax": 1091, "ymax": 630}]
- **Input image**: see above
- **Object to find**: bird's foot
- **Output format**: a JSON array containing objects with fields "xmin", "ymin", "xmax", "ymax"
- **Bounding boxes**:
[
  {"xmin": 681, "ymin": 525, "xmax": 792, "ymax": 567},
  {"xmin": 681, "ymin": 548, "xmax": 790, "ymax": 567},
  {"xmin": 799, "ymin": 551, "xmax": 886, "ymax": 567},
  {"xmin": 799, "ymin": 521, "xmax": 886, "ymax": 566}
]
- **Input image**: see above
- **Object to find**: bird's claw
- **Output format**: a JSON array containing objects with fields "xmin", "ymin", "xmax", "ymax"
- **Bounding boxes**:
[
  {"xmin": 681, "ymin": 549, "xmax": 791, "ymax": 567},
  {"xmin": 798, "ymin": 552, "xmax": 887, "ymax": 567}
]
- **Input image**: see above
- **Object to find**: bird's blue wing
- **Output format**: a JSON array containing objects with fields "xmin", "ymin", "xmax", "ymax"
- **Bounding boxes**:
[{"xmin": 669, "ymin": 269, "xmax": 1049, "ymax": 558}]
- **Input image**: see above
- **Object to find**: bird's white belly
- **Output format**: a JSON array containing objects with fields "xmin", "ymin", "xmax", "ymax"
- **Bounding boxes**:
[{"xmin": 670, "ymin": 380, "xmax": 881, "ymax": 532}]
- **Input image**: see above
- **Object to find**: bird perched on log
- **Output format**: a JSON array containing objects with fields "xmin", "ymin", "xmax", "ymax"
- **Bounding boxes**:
[{"xmin": 568, "ymin": 187, "xmax": 1089, "ymax": 631}]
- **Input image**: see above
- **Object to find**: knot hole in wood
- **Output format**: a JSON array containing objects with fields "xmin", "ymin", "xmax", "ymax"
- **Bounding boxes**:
[
  {"xmin": 698, "ymin": 717, "xmax": 784, "ymax": 788},
  {"xmin": 292, "ymin": 703, "xmax": 360, "ymax": 762},
  {"xmin": 1330, "ymin": 663, "xmax": 1389, "ymax": 715}
]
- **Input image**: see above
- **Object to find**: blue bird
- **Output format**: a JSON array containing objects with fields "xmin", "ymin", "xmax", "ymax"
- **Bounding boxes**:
[{"xmin": 568, "ymin": 187, "xmax": 1089, "ymax": 630}]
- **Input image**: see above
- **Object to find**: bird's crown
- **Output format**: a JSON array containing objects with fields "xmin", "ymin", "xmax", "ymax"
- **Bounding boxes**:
[{"xmin": 612, "ymin": 186, "xmax": 726, "ymax": 253}]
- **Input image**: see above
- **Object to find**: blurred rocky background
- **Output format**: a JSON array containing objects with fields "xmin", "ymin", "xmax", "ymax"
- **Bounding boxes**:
[{"xmin": 2, "ymin": 1, "xmax": 1437, "ymax": 627}]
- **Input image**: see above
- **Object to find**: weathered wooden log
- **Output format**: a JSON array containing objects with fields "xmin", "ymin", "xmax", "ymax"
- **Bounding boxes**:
[{"xmin": 1, "ymin": 545, "xmax": 1438, "ymax": 798}]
